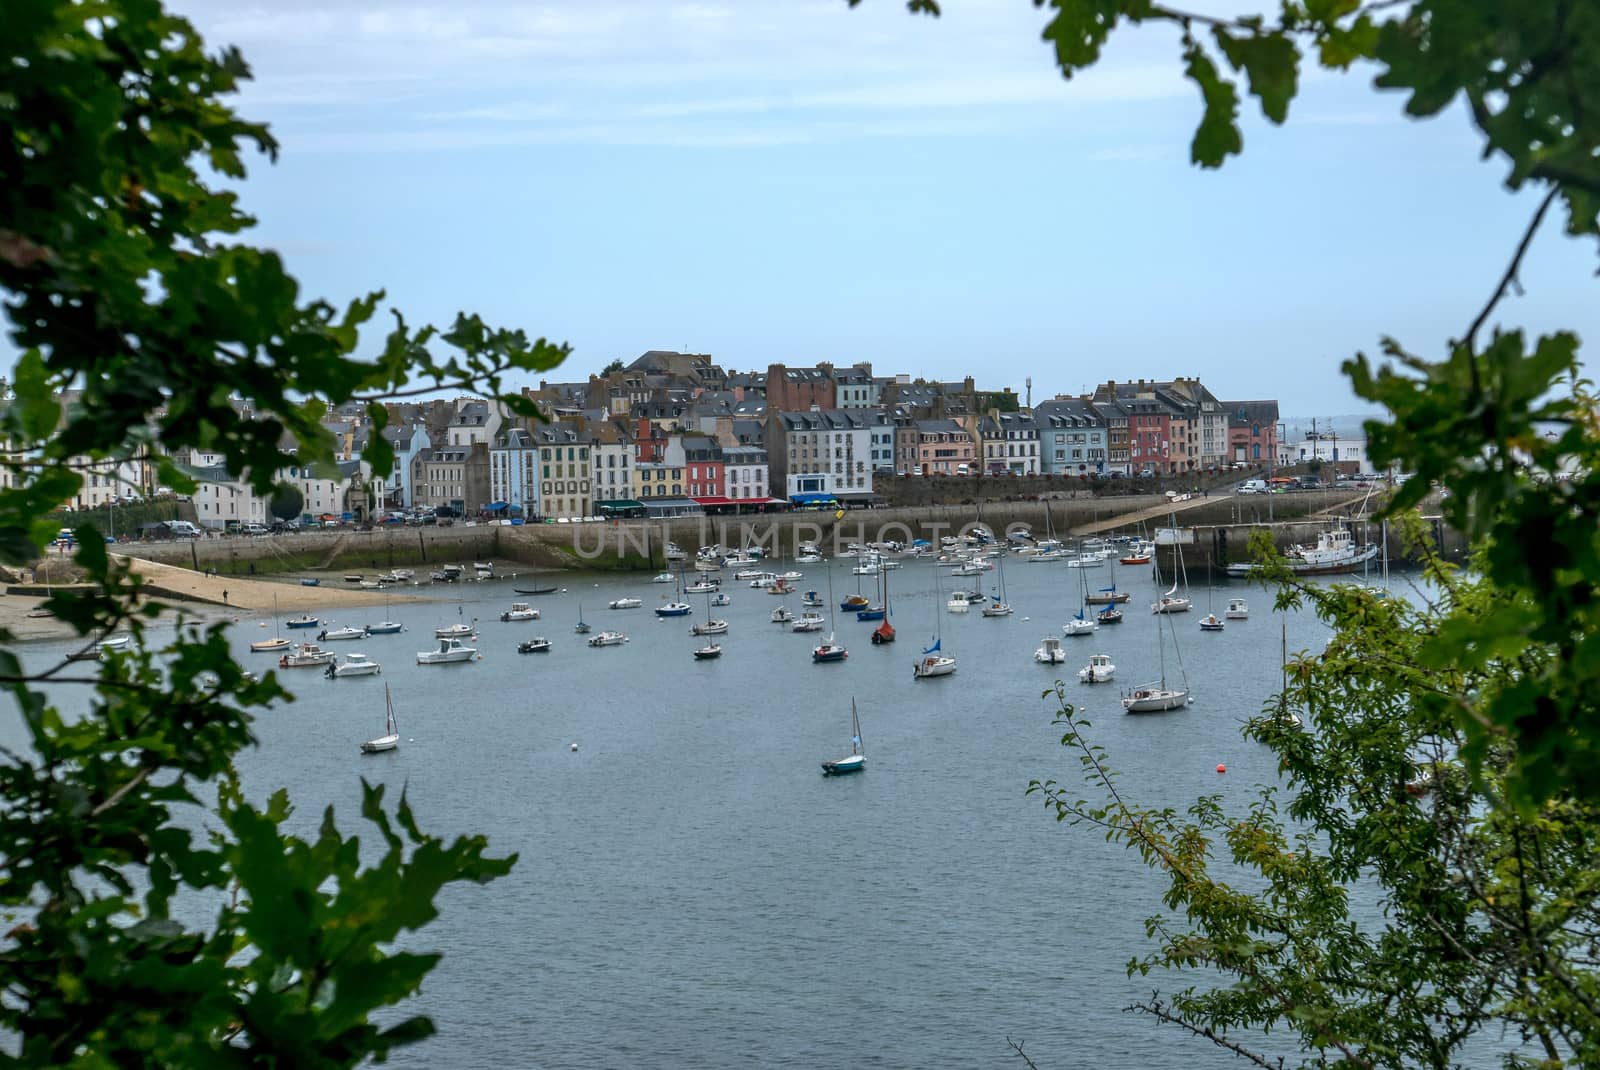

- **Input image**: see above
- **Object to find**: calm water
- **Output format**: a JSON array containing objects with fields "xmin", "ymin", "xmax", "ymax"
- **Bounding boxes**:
[{"xmin": 23, "ymin": 553, "xmax": 1347, "ymax": 1068}]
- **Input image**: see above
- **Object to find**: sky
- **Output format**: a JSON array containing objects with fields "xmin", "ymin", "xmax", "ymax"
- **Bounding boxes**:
[{"xmin": 156, "ymin": 0, "xmax": 1597, "ymax": 416}]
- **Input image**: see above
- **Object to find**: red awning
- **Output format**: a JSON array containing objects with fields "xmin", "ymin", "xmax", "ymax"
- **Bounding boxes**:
[{"xmin": 690, "ymin": 496, "xmax": 739, "ymax": 507}]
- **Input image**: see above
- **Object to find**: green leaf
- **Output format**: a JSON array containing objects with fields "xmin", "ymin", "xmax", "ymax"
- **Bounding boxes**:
[
  {"xmin": 1213, "ymin": 28, "xmax": 1299, "ymax": 124},
  {"xmin": 1183, "ymin": 42, "xmax": 1243, "ymax": 167}
]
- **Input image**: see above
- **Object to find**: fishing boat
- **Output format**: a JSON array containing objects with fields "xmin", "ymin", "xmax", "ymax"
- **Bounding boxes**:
[
  {"xmin": 914, "ymin": 570, "xmax": 956, "ymax": 678},
  {"xmin": 516, "ymin": 637, "xmax": 552, "ymax": 654},
  {"xmin": 771, "ymin": 605, "xmax": 792, "ymax": 623},
  {"xmin": 685, "ymin": 579, "xmax": 720, "ymax": 594},
  {"xmin": 417, "ymin": 636, "xmax": 477, "ymax": 664},
  {"xmin": 1034, "ymin": 636, "xmax": 1066, "ymax": 665},
  {"xmin": 279, "ymin": 642, "xmax": 335, "ymax": 669},
  {"xmin": 1225, "ymin": 597, "xmax": 1250, "ymax": 620},
  {"xmin": 285, "ymin": 613, "xmax": 319, "ymax": 629},
  {"xmin": 325, "ymin": 652, "xmax": 382, "ymax": 678},
  {"xmin": 433, "ymin": 564, "xmax": 465, "ymax": 583},
  {"xmin": 473, "ymin": 561, "xmax": 494, "ymax": 580},
  {"xmin": 1078, "ymin": 653, "xmax": 1116, "ymax": 684},
  {"xmin": 802, "ymin": 590, "xmax": 825, "ymax": 608},
  {"xmin": 947, "ymin": 590, "xmax": 970, "ymax": 614},
  {"xmin": 317, "ymin": 625, "xmax": 368, "ymax": 642},
  {"xmin": 820, "ymin": 699, "xmax": 866, "ymax": 776},
  {"xmin": 1199, "ymin": 613, "xmax": 1225, "ymax": 632},
  {"xmin": 608, "ymin": 597, "xmax": 642, "ymax": 610},
  {"xmin": 587, "ymin": 630, "xmax": 628, "ymax": 647},
  {"xmin": 500, "ymin": 602, "xmax": 540, "ymax": 622},
  {"xmin": 1122, "ymin": 554, "xmax": 1192, "ymax": 713},
  {"xmin": 711, "ymin": 593, "xmax": 732, "ymax": 607},
  {"xmin": 1224, "ymin": 526, "xmax": 1379, "ymax": 577},
  {"xmin": 793, "ymin": 611, "xmax": 826, "ymax": 633},
  {"xmin": 575, "ymin": 604, "xmax": 592, "ymax": 634},
  {"xmin": 360, "ymin": 685, "xmax": 400, "ymax": 754}
]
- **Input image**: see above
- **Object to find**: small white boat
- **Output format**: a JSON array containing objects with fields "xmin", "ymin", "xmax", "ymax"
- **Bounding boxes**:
[
  {"xmin": 279, "ymin": 642, "xmax": 335, "ymax": 669},
  {"xmin": 473, "ymin": 561, "xmax": 494, "ymax": 578},
  {"xmin": 692, "ymin": 643, "xmax": 722, "ymax": 660},
  {"xmin": 691, "ymin": 619, "xmax": 729, "ymax": 636},
  {"xmin": 747, "ymin": 573, "xmax": 777, "ymax": 588},
  {"xmin": 416, "ymin": 637, "xmax": 477, "ymax": 664},
  {"xmin": 1034, "ymin": 636, "xmax": 1066, "ymax": 665},
  {"xmin": 735, "ymin": 568, "xmax": 767, "ymax": 581},
  {"xmin": 366, "ymin": 620, "xmax": 404, "ymax": 635},
  {"xmin": 500, "ymin": 602, "xmax": 540, "ymax": 622},
  {"xmin": 652, "ymin": 572, "xmax": 674, "ymax": 584},
  {"xmin": 685, "ymin": 579, "xmax": 719, "ymax": 594},
  {"xmin": 1121, "ymin": 684, "xmax": 1190, "ymax": 713},
  {"xmin": 517, "ymin": 637, "xmax": 552, "ymax": 654},
  {"xmin": 1062, "ymin": 613, "xmax": 1097, "ymax": 636},
  {"xmin": 711, "ymin": 593, "xmax": 732, "ymax": 607},
  {"xmin": 821, "ymin": 699, "xmax": 866, "ymax": 776},
  {"xmin": 1066, "ymin": 556, "xmax": 1105, "ymax": 569},
  {"xmin": 588, "ymin": 630, "xmax": 629, "ymax": 647},
  {"xmin": 1152, "ymin": 595, "xmax": 1192, "ymax": 614},
  {"xmin": 378, "ymin": 569, "xmax": 414, "ymax": 583},
  {"xmin": 359, "ymin": 579, "xmax": 384, "ymax": 590},
  {"xmin": 795, "ymin": 554, "xmax": 822, "ymax": 564},
  {"xmin": 249, "ymin": 636, "xmax": 291, "ymax": 653},
  {"xmin": 694, "ymin": 559, "xmax": 722, "ymax": 572},
  {"xmin": 981, "ymin": 601, "xmax": 1013, "ymax": 618},
  {"xmin": 793, "ymin": 612, "xmax": 826, "ymax": 633},
  {"xmin": 1225, "ymin": 598, "xmax": 1249, "ymax": 620},
  {"xmin": 360, "ymin": 685, "xmax": 401, "ymax": 754},
  {"xmin": 609, "ymin": 597, "xmax": 642, "ymax": 610},
  {"xmin": 1025, "ymin": 550, "xmax": 1069, "ymax": 563},
  {"xmin": 951, "ymin": 561, "xmax": 989, "ymax": 576},
  {"xmin": 777, "ymin": 570, "xmax": 803, "ymax": 582},
  {"xmin": 913, "ymin": 651, "xmax": 957, "ymax": 678},
  {"xmin": 1198, "ymin": 613, "xmax": 1225, "ymax": 632},
  {"xmin": 1077, "ymin": 653, "xmax": 1116, "ymax": 684},
  {"xmin": 318, "ymin": 625, "xmax": 368, "ymax": 642},
  {"xmin": 947, "ymin": 595, "xmax": 970, "ymax": 614},
  {"xmin": 435, "ymin": 617, "xmax": 475, "ymax": 639},
  {"xmin": 771, "ymin": 605, "xmax": 792, "ymax": 623},
  {"xmin": 326, "ymin": 652, "xmax": 382, "ymax": 678}
]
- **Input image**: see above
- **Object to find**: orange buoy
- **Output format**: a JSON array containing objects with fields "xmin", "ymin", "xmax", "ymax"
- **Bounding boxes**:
[{"xmin": 1216, "ymin": 763, "xmax": 1227, "ymax": 774}]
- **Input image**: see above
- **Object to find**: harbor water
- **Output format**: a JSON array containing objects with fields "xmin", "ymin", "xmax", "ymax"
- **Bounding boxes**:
[{"xmin": 20, "ymin": 552, "xmax": 1355, "ymax": 1068}]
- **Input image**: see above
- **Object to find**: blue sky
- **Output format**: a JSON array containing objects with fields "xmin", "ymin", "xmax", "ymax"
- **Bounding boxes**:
[{"xmin": 166, "ymin": 0, "xmax": 1597, "ymax": 415}]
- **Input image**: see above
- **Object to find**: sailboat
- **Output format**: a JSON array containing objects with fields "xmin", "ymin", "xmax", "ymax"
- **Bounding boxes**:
[
  {"xmin": 435, "ymin": 604, "xmax": 476, "ymax": 638},
  {"xmin": 1063, "ymin": 559, "xmax": 1098, "ymax": 636},
  {"xmin": 513, "ymin": 559, "xmax": 557, "ymax": 595},
  {"xmin": 692, "ymin": 588, "xmax": 724, "ymax": 659},
  {"xmin": 1122, "ymin": 576, "xmax": 1192, "ymax": 713},
  {"xmin": 871, "ymin": 564, "xmax": 896, "ymax": 644},
  {"xmin": 1197, "ymin": 558, "xmax": 1225, "ymax": 631},
  {"xmin": 366, "ymin": 587, "xmax": 404, "ymax": 634},
  {"xmin": 813, "ymin": 563, "xmax": 849, "ymax": 663},
  {"xmin": 914, "ymin": 568, "xmax": 956, "ymax": 678},
  {"xmin": 981, "ymin": 549, "xmax": 1013, "ymax": 617},
  {"xmin": 1084, "ymin": 561, "xmax": 1132, "ymax": 605},
  {"xmin": 820, "ymin": 699, "xmax": 866, "ymax": 775},
  {"xmin": 574, "ymin": 602, "xmax": 591, "ymax": 635},
  {"xmin": 1151, "ymin": 527, "xmax": 1192, "ymax": 614},
  {"xmin": 360, "ymin": 684, "xmax": 401, "ymax": 753},
  {"xmin": 250, "ymin": 595, "xmax": 291, "ymax": 653}
]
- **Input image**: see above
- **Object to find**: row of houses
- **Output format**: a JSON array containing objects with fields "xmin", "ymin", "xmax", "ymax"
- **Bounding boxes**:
[{"xmin": 35, "ymin": 359, "xmax": 1291, "ymax": 527}]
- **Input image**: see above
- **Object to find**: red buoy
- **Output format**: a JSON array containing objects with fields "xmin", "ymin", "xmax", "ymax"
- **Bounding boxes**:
[{"xmin": 1216, "ymin": 763, "xmax": 1227, "ymax": 774}]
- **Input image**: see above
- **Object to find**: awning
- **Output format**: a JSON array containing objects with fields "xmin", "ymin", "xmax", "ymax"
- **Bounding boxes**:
[
  {"xmin": 484, "ymin": 501, "xmax": 509, "ymax": 511},
  {"xmin": 595, "ymin": 499, "xmax": 646, "ymax": 512},
  {"xmin": 789, "ymin": 493, "xmax": 839, "ymax": 505},
  {"xmin": 640, "ymin": 497, "xmax": 705, "ymax": 518},
  {"xmin": 690, "ymin": 496, "xmax": 739, "ymax": 507}
]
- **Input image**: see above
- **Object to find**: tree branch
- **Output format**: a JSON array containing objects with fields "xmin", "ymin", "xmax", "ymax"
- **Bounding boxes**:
[
  {"xmin": 1128, "ymin": 996, "xmax": 1286, "ymax": 1069},
  {"xmin": 1460, "ymin": 186, "xmax": 1560, "ymax": 354}
]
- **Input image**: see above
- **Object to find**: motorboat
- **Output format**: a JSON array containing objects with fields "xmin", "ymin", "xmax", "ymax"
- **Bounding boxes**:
[
  {"xmin": 692, "ymin": 643, "xmax": 722, "ymax": 660},
  {"xmin": 1225, "ymin": 598, "xmax": 1250, "ymax": 620},
  {"xmin": 417, "ymin": 637, "xmax": 477, "ymax": 664},
  {"xmin": 821, "ymin": 699, "xmax": 866, "ymax": 776},
  {"xmin": 473, "ymin": 561, "xmax": 494, "ymax": 579},
  {"xmin": 793, "ymin": 612, "xmax": 826, "ymax": 633},
  {"xmin": 735, "ymin": 568, "xmax": 768, "ymax": 581},
  {"xmin": 795, "ymin": 554, "xmax": 823, "ymax": 564},
  {"xmin": 802, "ymin": 590, "xmax": 825, "ymax": 608},
  {"xmin": 500, "ymin": 602, "xmax": 540, "ymax": 622},
  {"xmin": 434, "ymin": 564, "xmax": 465, "ymax": 583},
  {"xmin": 652, "ymin": 572, "xmax": 674, "ymax": 584},
  {"xmin": 517, "ymin": 637, "xmax": 552, "ymax": 654},
  {"xmin": 318, "ymin": 625, "xmax": 367, "ymax": 642},
  {"xmin": 279, "ymin": 642, "xmax": 335, "ymax": 669},
  {"xmin": 691, "ymin": 619, "xmax": 729, "ymax": 636},
  {"xmin": 1077, "ymin": 653, "xmax": 1116, "ymax": 684},
  {"xmin": 359, "ymin": 579, "xmax": 384, "ymax": 590},
  {"xmin": 1224, "ymin": 527, "xmax": 1379, "ymax": 577},
  {"xmin": 1065, "ymin": 556, "xmax": 1104, "ymax": 569},
  {"xmin": 609, "ymin": 597, "xmax": 642, "ymax": 610},
  {"xmin": 747, "ymin": 572, "xmax": 777, "ymax": 588},
  {"xmin": 655, "ymin": 601, "xmax": 693, "ymax": 617},
  {"xmin": 360, "ymin": 685, "xmax": 400, "ymax": 754},
  {"xmin": 685, "ymin": 579, "xmax": 720, "ymax": 594},
  {"xmin": 325, "ymin": 652, "xmax": 381, "ymax": 678},
  {"xmin": 1025, "ymin": 549, "xmax": 1069, "ymax": 563},
  {"xmin": 285, "ymin": 614, "xmax": 319, "ymax": 629},
  {"xmin": 1034, "ymin": 636, "xmax": 1066, "ymax": 665},
  {"xmin": 855, "ymin": 605, "xmax": 885, "ymax": 621},
  {"xmin": 587, "ymin": 631, "xmax": 629, "ymax": 647},
  {"xmin": 771, "ymin": 606, "xmax": 792, "ymax": 623},
  {"xmin": 951, "ymin": 561, "xmax": 989, "ymax": 576},
  {"xmin": 435, "ymin": 622, "xmax": 476, "ymax": 639},
  {"xmin": 947, "ymin": 594, "xmax": 970, "ymax": 614},
  {"xmin": 299, "ymin": 578, "xmax": 320, "ymax": 587},
  {"xmin": 768, "ymin": 581, "xmax": 795, "ymax": 596},
  {"xmin": 711, "ymin": 593, "xmax": 732, "ymax": 607},
  {"xmin": 664, "ymin": 542, "xmax": 686, "ymax": 561},
  {"xmin": 1199, "ymin": 613, "xmax": 1225, "ymax": 632},
  {"xmin": 378, "ymin": 569, "xmax": 414, "ymax": 583}
]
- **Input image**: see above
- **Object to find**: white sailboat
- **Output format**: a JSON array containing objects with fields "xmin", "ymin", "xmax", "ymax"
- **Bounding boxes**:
[
  {"xmin": 367, "ymin": 588, "xmax": 404, "ymax": 635},
  {"xmin": 360, "ymin": 684, "xmax": 400, "ymax": 753},
  {"xmin": 820, "ymin": 699, "xmax": 866, "ymax": 776},
  {"xmin": 1063, "ymin": 558, "xmax": 1098, "ymax": 636},
  {"xmin": 812, "ymin": 562, "xmax": 848, "ymax": 663},
  {"xmin": 1123, "ymin": 543, "xmax": 1191, "ymax": 713},
  {"xmin": 1151, "ymin": 526, "xmax": 1192, "ymax": 614},
  {"xmin": 914, "ymin": 568, "xmax": 956, "ymax": 678},
  {"xmin": 250, "ymin": 595, "xmax": 291, "ymax": 653},
  {"xmin": 981, "ymin": 551, "xmax": 1013, "ymax": 617}
]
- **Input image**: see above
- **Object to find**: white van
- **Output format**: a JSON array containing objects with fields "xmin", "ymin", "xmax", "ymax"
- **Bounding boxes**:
[
  {"xmin": 1237, "ymin": 479, "xmax": 1267, "ymax": 495},
  {"xmin": 167, "ymin": 520, "xmax": 202, "ymax": 537}
]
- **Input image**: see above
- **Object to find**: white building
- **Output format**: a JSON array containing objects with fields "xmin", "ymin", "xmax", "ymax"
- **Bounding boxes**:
[
  {"xmin": 489, "ymin": 428, "xmax": 540, "ymax": 519},
  {"xmin": 721, "ymin": 445, "xmax": 769, "ymax": 501},
  {"xmin": 1279, "ymin": 431, "xmax": 1370, "ymax": 470},
  {"xmin": 766, "ymin": 409, "xmax": 876, "ymax": 502}
]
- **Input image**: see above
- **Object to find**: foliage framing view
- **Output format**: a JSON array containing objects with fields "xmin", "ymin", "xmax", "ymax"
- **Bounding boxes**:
[
  {"xmin": 858, "ymin": 0, "xmax": 1600, "ymax": 1066},
  {"xmin": 0, "ymin": 0, "xmax": 578, "ymax": 1061}
]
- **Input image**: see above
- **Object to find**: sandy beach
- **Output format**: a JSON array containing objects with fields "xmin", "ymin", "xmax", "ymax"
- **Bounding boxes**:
[{"xmin": 2, "ymin": 557, "xmax": 430, "ymax": 643}]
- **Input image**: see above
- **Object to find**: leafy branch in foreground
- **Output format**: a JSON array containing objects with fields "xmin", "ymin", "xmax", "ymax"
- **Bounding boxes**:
[
  {"xmin": 1031, "ymin": 544, "xmax": 1600, "ymax": 1067},
  {"xmin": 1, "ymin": 0, "xmax": 542, "ymax": 1061}
]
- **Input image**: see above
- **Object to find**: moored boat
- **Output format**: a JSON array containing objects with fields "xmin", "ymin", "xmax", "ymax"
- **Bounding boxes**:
[
  {"xmin": 325, "ymin": 652, "xmax": 381, "ymax": 678},
  {"xmin": 587, "ymin": 630, "xmax": 629, "ymax": 647},
  {"xmin": 517, "ymin": 637, "xmax": 552, "ymax": 654},
  {"xmin": 500, "ymin": 602, "xmax": 540, "ymax": 622},
  {"xmin": 1077, "ymin": 653, "xmax": 1116, "ymax": 684},
  {"xmin": 820, "ymin": 699, "xmax": 866, "ymax": 776},
  {"xmin": 1034, "ymin": 636, "xmax": 1066, "ymax": 665},
  {"xmin": 417, "ymin": 637, "xmax": 477, "ymax": 664},
  {"xmin": 279, "ymin": 642, "xmax": 335, "ymax": 669}
]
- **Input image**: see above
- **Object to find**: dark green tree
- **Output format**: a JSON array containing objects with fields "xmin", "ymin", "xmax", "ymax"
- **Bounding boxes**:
[
  {"xmin": 0, "ymin": 0, "xmax": 572, "ymax": 1062},
  {"xmin": 601, "ymin": 358, "xmax": 626, "ymax": 375},
  {"xmin": 268, "ymin": 483, "xmax": 304, "ymax": 524}
]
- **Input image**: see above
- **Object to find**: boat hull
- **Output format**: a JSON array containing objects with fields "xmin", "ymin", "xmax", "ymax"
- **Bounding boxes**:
[
  {"xmin": 360, "ymin": 735, "xmax": 399, "ymax": 754},
  {"xmin": 1122, "ymin": 688, "xmax": 1190, "ymax": 713},
  {"xmin": 821, "ymin": 756, "xmax": 865, "ymax": 775}
]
